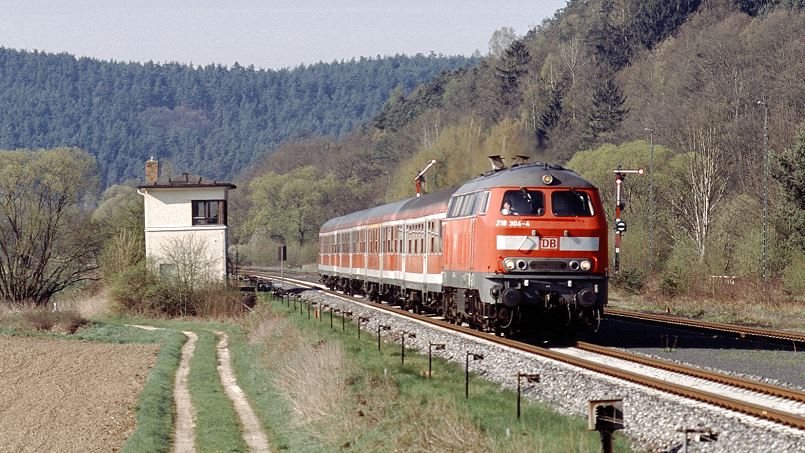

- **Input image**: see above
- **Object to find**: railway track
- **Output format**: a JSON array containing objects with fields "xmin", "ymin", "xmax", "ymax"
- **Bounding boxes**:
[
  {"xmin": 604, "ymin": 307, "xmax": 805, "ymax": 349},
  {"xmin": 243, "ymin": 271, "xmax": 805, "ymax": 432}
]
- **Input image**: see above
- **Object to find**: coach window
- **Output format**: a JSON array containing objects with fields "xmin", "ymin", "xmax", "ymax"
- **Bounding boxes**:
[
  {"xmin": 478, "ymin": 191, "xmax": 490, "ymax": 215},
  {"xmin": 551, "ymin": 190, "xmax": 595, "ymax": 217},
  {"xmin": 192, "ymin": 200, "xmax": 226, "ymax": 225},
  {"xmin": 419, "ymin": 224, "xmax": 425, "ymax": 254},
  {"xmin": 460, "ymin": 193, "xmax": 479, "ymax": 217},
  {"xmin": 397, "ymin": 225, "xmax": 404, "ymax": 253},
  {"xmin": 447, "ymin": 195, "xmax": 465, "ymax": 218}
]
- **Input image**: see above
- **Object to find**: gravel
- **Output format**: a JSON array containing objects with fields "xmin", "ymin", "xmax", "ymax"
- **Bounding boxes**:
[{"xmin": 295, "ymin": 288, "xmax": 805, "ymax": 453}]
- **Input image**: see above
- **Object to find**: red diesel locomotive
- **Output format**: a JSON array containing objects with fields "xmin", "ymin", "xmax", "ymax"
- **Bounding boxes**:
[{"xmin": 319, "ymin": 161, "xmax": 608, "ymax": 336}]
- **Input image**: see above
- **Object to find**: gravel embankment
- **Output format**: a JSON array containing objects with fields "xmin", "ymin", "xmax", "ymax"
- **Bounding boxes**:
[{"xmin": 296, "ymin": 289, "xmax": 805, "ymax": 453}]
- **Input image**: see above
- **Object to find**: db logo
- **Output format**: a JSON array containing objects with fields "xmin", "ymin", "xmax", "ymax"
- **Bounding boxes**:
[{"xmin": 540, "ymin": 238, "xmax": 558, "ymax": 250}]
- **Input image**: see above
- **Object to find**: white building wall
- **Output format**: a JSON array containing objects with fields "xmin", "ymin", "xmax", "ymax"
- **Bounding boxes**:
[{"xmin": 140, "ymin": 186, "xmax": 231, "ymax": 280}]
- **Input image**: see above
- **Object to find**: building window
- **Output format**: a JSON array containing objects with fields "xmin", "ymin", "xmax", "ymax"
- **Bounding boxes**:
[
  {"xmin": 159, "ymin": 263, "xmax": 176, "ymax": 278},
  {"xmin": 192, "ymin": 200, "xmax": 226, "ymax": 225}
]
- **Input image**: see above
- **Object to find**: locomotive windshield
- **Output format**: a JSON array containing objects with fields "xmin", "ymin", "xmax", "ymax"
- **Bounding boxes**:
[
  {"xmin": 501, "ymin": 190, "xmax": 544, "ymax": 216},
  {"xmin": 551, "ymin": 190, "xmax": 595, "ymax": 216}
]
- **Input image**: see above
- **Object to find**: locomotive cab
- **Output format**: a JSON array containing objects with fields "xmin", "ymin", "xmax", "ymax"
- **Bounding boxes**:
[
  {"xmin": 442, "ymin": 163, "xmax": 608, "ymax": 336},
  {"xmin": 487, "ymin": 186, "xmax": 608, "ymax": 334}
]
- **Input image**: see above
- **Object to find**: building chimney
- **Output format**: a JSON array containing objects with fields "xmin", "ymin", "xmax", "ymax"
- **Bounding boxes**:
[{"xmin": 145, "ymin": 156, "xmax": 158, "ymax": 184}]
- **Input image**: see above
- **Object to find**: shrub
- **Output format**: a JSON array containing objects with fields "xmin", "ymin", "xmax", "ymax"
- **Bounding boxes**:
[
  {"xmin": 610, "ymin": 267, "xmax": 645, "ymax": 293},
  {"xmin": 21, "ymin": 308, "xmax": 89, "ymax": 333},
  {"xmin": 110, "ymin": 262, "xmax": 159, "ymax": 314},
  {"xmin": 659, "ymin": 268, "xmax": 683, "ymax": 297},
  {"xmin": 56, "ymin": 310, "xmax": 91, "ymax": 333},
  {"xmin": 194, "ymin": 284, "xmax": 251, "ymax": 319},
  {"xmin": 21, "ymin": 308, "xmax": 59, "ymax": 331},
  {"xmin": 782, "ymin": 252, "xmax": 805, "ymax": 300},
  {"xmin": 109, "ymin": 262, "xmax": 248, "ymax": 318}
]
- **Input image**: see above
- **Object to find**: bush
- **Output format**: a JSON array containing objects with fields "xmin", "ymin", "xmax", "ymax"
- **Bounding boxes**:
[
  {"xmin": 109, "ymin": 262, "xmax": 248, "ymax": 318},
  {"xmin": 21, "ymin": 308, "xmax": 59, "ymax": 331},
  {"xmin": 194, "ymin": 284, "xmax": 251, "ymax": 319},
  {"xmin": 782, "ymin": 252, "xmax": 805, "ymax": 300},
  {"xmin": 21, "ymin": 308, "xmax": 89, "ymax": 333},
  {"xmin": 659, "ymin": 269, "xmax": 683, "ymax": 297},
  {"xmin": 610, "ymin": 267, "xmax": 645, "ymax": 293},
  {"xmin": 110, "ymin": 263, "xmax": 159, "ymax": 314}
]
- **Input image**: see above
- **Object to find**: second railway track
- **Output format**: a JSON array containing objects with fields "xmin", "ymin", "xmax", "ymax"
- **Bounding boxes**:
[{"xmin": 604, "ymin": 307, "xmax": 805, "ymax": 349}]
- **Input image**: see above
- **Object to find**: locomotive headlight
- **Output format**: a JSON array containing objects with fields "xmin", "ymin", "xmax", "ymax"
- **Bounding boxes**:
[
  {"xmin": 580, "ymin": 259, "xmax": 592, "ymax": 271},
  {"xmin": 542, "ymin": 174, "xmax": 554, "ymax": 185},
  {"xmin": 516, "ymin": 260, "xmax": 528, "ymax": 270},
  {"xmin": 503, "ymin": 258, "xmax": 516, "ymax": 271},
  {"xmin": 569, "ymin": 260, "xmax": 580, "ymax": 270}
]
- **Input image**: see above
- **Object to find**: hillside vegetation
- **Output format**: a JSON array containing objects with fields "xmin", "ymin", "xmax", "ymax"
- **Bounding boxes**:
[
  {"xmin": 0, "ymin": 48, "xmax": 474, "ymax": 185},
  {"xmin": 238, "ymin": 0, "xmax": 804, "ymax": 301}
]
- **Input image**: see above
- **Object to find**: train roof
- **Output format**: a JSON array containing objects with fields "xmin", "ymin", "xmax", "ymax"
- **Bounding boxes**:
[
  {"xmin": 320, "ymin": 188, "xmax": 454, "ymax": 232},
  {"xmin": 454, "ymin": 162, "xmax": 594, "ymax": 195},
  {"xmin": 320, "ymin": 163, "xmax": 594, "ymax": 233}
]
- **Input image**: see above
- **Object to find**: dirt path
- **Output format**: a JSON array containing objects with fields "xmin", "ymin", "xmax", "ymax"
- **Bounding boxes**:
[
  {"xmin": 214, "ymin": 331, "xmax": 270, "ymax": 452},
  {"xmin": 0, "ymin": 336, "xmax": 159, "ymax": 453},
  {"xmin": 174, "ymin": 331, "xmax": 198, "ymax": 453}
]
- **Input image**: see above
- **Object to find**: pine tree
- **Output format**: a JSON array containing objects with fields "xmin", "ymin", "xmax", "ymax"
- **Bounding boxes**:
[
  {"xmin": 584, "ymin": 77, "xmax": 628, "ymax": 143},
  {"xmin": 495, "ymin": 40, "xmax": 532, "ymax": 109}
]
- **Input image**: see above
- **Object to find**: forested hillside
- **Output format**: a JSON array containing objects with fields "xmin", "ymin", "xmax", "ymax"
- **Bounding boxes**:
[
  {"xmin": 240, "ymin": 0, "xmax": 804, "ymax": 298},
  {"xmin": 0, "ymin": 48, "xmax": 474, "ymax": 185}
]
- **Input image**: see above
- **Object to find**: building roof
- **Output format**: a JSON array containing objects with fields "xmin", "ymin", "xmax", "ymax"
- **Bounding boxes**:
[{"xmin": 137, "ymin": 172, "xmax": 236, "ymax": 190}]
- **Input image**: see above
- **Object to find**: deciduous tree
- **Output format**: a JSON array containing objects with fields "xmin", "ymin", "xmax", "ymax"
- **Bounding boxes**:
[
  {"xmin": 0, "ymin": 148, "xmax": 100, "ymax": 306},
  {"xmin": 667, "ymin": 129, "xmax": 728, "ymax": 259}
]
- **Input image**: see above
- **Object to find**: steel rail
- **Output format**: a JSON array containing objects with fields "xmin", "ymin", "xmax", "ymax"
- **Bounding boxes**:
[
  {"xmin": 605, "ymin": 307, "xmax": 805, "ymax": 345},
  {"xmin": 248, "ymin": 272, "xmax": 805, "ymax": 431}
]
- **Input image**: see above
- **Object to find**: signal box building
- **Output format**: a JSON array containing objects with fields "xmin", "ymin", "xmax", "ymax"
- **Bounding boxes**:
[{"xmin": 137, "ymin": 158, "xmax": 236, "ymax": 280}]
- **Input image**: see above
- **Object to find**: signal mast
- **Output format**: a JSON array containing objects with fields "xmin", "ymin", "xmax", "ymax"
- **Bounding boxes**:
[
  {"xmin": 414, "ymin": 159, "xmax": 438, "ymax": 197},
  {"xmin": 613, "ymin": 167, "xmax": 644, "ymax": 271}
]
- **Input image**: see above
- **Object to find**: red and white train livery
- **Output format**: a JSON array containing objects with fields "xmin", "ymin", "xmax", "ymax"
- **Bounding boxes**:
[{"xmin": 319, "ymin": 162, "xmax": 608, "ymax": 335}]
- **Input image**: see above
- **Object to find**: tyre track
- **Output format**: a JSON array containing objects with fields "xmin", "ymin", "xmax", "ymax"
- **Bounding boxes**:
[{"xmin": 214, "ymin": 331, "xmax": 270, "ymax": 452}]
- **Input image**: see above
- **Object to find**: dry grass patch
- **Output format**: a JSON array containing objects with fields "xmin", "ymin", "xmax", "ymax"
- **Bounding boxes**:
[
  {"xmin": 392, "ymin": 397, "xmax": 496, "ymax": 452},
  {"xmin": 12, "ymin": 307, "xmax": 89, "ymax": 334},
  {"xmin": 243, "ymin": 305, "xmax": 354, "ymax": 443}
]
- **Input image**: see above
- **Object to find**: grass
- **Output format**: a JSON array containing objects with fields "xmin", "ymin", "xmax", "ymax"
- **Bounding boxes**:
[{"xmin": 233, "ymin": 295, "xmax": 631, "ymax": 452}]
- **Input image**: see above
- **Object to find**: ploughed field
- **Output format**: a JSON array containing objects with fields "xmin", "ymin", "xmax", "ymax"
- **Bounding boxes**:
[{"xmin": 0, "ymin": 336, "xmax": 159, "ymax": 452}]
